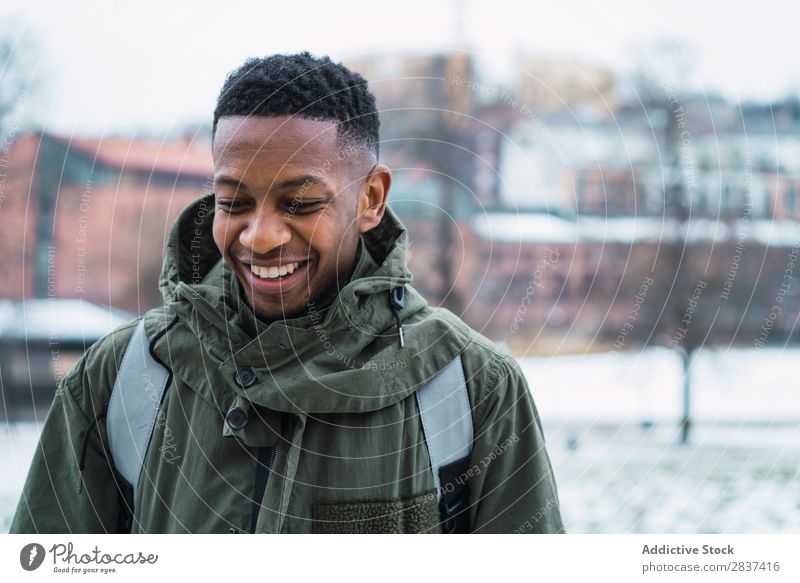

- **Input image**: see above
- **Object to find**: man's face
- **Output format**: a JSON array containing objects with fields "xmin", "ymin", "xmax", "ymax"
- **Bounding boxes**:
[{"xmin": 212, "ymin": 115, "xmax": 373, "ymax": 321}]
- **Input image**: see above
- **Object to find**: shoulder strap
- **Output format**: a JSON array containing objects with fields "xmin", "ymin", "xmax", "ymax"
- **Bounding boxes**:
[
  {"xmin": 106, "ymin": 318, "xmax": 171, "ymax": 507},
  {"xmin": 415, "ymin": 354, "xmax": 474, "ymax": 533}
]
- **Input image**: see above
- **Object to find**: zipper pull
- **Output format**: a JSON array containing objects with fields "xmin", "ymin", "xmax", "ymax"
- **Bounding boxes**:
[{"xmin": 390, "ymin": 286, "xmax": 405, "ymax": 348}]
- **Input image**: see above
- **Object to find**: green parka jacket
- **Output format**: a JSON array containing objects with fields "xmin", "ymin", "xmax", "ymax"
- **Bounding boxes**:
[{"xmin": 10, "ymin": 193, "xmax": 564, "ymax": 534}]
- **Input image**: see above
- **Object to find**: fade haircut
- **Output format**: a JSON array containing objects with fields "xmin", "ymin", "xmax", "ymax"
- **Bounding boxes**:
[{"xmin": 213, "ymin": 52, "xmax": 380, "ymax": 159}]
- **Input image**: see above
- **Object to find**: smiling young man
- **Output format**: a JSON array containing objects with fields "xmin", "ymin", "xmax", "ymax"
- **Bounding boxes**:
[{"xmin": 11, "ymin": 52, "xmax": 564, "ymax": 534}]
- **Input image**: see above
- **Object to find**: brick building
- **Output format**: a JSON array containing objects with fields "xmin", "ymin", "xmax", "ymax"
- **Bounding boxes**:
[{"xmin": 0, "ymin": 132, "xmax": 211, "ymax": 313}]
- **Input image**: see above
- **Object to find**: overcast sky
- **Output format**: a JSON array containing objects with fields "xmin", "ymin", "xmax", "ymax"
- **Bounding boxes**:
[{"xmin": 2, "ymin": 0, "xmax": 799, "ymax": 137}]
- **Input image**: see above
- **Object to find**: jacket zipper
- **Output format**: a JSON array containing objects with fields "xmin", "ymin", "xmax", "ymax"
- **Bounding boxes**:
[{"xmin": 250, "ymin": 444, "xmax": 278, "ymax": 533}]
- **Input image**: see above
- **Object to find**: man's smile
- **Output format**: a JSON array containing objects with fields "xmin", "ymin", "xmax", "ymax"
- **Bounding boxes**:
[
  {"xmin": 248, "ymin": 260, "xmax": 307, "ymax": 279},
  {"xmin": 239, "ymin": 258, "xmax": 312, "ymax": 295}
]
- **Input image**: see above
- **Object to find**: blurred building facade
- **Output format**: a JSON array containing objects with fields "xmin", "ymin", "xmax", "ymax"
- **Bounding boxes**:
[
  {"xmin": 0, "ymin": 132, "xmax": 211, "ymax": 313},
  {"xmin": 515, "ymin": 56, "xmax": 618, "ymax": 114},
  {"xmin": 349, "ymin": 51, "xmax": 800, "ymax": 351},
  {"xmin": 2, "ymin": 53, "xmax": 800, "ymax": 354}
]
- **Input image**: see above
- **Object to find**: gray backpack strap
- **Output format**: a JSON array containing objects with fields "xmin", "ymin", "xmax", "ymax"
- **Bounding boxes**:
[
  {"xmin": 415, "ymin": 354, "xmax": 474, "ymax": 533},
  {"xmin": 107, "ymin": 318, "xmax": 170, "ymax": 506}
]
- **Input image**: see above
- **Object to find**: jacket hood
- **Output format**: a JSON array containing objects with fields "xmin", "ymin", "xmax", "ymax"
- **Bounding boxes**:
[{"xmin": 156, "ymin": 193, "xmax": 472, "ymax": 414}]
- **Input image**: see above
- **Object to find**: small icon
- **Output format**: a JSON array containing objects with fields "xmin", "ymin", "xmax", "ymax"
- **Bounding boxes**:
[{"xmin": 20, "ymin": 543, "xmax": 46, "ymax": 571}]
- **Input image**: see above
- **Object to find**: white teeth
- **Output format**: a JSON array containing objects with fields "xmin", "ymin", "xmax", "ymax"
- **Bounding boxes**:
[{"xmin": 250, "ymin": 262, "xmax": 301, "ymax": 279}]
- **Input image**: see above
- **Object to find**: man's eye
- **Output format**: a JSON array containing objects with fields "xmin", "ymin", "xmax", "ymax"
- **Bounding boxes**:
[
  {"xmin": 216, "ymin": 199, "xmax": 247, "ymax": 211},
  {"xmin": 290, "ymin": 200, "xmax": 324, "ymax": 212}
]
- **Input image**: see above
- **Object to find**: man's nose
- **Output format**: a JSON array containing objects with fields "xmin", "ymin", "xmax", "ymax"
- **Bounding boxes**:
[{"xmin": 238, "ymin": 206, "xmax": 291, "ymax": 254}]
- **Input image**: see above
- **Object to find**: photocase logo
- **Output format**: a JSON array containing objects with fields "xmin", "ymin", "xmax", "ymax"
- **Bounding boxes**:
[{"xmin": 19, "ymin": 543, "xmax": 46, "ymax": 571}]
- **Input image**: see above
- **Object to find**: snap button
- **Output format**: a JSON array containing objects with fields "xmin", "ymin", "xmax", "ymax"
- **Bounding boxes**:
[
  {"xmin": 226, "ymin": 406, "xmax": 249, "ymax": 430},
  {"xmin": 234, "ymin": 366, "xmax": 258, "ymax": 389},
  {"xmin": 227, "ymin": 527, "xmax": 238, "ymax": 534}
]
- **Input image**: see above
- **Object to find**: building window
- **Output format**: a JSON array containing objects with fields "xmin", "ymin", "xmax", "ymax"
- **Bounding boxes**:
[{"xmin": 787, "ymin": 184, "xmax": 797, "ymax": 214}]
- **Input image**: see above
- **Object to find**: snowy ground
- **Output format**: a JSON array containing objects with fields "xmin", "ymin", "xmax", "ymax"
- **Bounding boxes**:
[
  {"xmin": 546, "ymin": 424, "xmax": 800, "ymax": 533},
  {"xmin": 525, "ymin": 347, "xmax": 800, "ymax": 533},
  {"xmin": 1, "ymin": 421, "xmax": 41, "ymax": 532},
  {"xmin": 2, "ymin": 347, "xmax": 799, "ymax": 533},
  {"xmin": 519, "ymin": 347, "xmax": 800, "ymax": 429}
]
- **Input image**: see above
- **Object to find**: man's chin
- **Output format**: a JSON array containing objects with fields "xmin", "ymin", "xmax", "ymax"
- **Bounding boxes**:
[{"xmin": 249, "ymin": 298, "xmax": 310, "ymax": 322}]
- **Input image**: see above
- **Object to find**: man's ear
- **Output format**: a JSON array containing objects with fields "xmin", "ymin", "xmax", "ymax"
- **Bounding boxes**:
[{"xmin": 357, "ymin": 164, "xmax": 392, "ymax": 234}]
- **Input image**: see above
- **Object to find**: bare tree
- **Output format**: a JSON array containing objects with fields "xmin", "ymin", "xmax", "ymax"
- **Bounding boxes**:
[{"xmin": 629, "ymin": 40, "xmax": 702, "ymax": 443}]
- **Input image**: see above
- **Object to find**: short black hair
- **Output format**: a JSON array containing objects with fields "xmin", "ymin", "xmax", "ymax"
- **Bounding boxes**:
[{"xmin": 213, "ymin": 52, "xmax": 380, "ymax": 159}]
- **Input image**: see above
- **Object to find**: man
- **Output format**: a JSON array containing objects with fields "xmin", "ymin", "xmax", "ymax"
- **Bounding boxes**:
[{"xmin": 11, "ymin": 53, "xmax": 564, "ymax": 534}]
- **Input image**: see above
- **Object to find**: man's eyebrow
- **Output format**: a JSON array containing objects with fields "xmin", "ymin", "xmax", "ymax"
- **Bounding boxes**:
[
  {"xmin": 214, "ymin": 175, "xmax": 248, "ymax": 192},
  {"xmin": 274, "ymin": 174, "xmax": 329, "ymax": 191},
  {"xmin": 213, "ymin": 174, "xmax": 330, "ymax": 193}
]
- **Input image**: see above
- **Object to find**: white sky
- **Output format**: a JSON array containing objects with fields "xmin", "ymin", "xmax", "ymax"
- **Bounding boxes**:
[{"xmin": 2, "ymin": 0, "xmax": 799, "ymax": 137}]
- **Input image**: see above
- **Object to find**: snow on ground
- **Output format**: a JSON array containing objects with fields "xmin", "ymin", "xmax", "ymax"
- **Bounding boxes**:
[
  {"xmin": 0, "ymin": 421, "xmax": 43, "ymax": 532},
  {"xmin": 547, "ymin": 425, "xmax": 800, "ymax": 533},
  {"xmin": 2, "ymin": 347, "xmax": 799, "ymax": 532},
  {"xmin": 523, "ymin": 347, "xmax": 800, "ymax": 532},
  {"xmin": 0, "ymin": 298, "xmax": 133, "ymax": 342},
  {"xmin": 520, "ymin": 347, "xmax": 800, "ymax": 428},
  {"xmin": 518, "ymin": 347, "xmax": 685, "ymax": 424}
]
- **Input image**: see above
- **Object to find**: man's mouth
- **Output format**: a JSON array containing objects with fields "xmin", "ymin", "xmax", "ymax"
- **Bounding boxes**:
[
  {"xmin": 248, "ymin": 260, "xmax": 307, "ymax": 281},
  {"xmin": 242, "ymin": 259, "xmax": 311, "ymax": 292}
]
